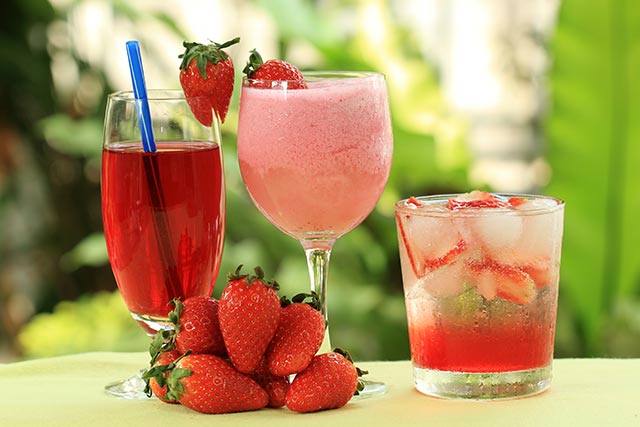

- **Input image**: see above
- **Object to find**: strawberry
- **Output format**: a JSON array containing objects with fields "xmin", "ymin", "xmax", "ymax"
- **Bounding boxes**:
[
  {"xmin": 468, "ymin": 259, "xmax": 537, "ymax": 304},
  {"xmin": 252, "ymin": 357, "xmax": 290, "ymax": 408},
  {"xmin": 142, "ymin": 349, "xmax": 181, "ymax": 403},
  {"xmin": 395, "ymin": 210, "xmax": 467, "ymax": 278},
  {"xmin": 447, "ymin": 190, "xmax": 526, "ymax": 210},
  {"xmin": 448, "ymin": 190, "xmax": 509, "ymax": 210},
  {"xmin": 218, "ymin": 265, "xmax": 281, "ymax": 374},
  {"xmin": 407, "ymin": 196, "xmax": 423, "ymax": 207},
  {"xmin": 179, "ymin": 37, "xmax": 239, "ymax": 125},
  {"xmin": 242, "ymin": 49, "xmax": 306, "ymax": 89},
  {"xmin": 265, "ymin": 292, "xmax": 325, "ymax": 376},
  {"xmin": 169, "ymin": 296, "xmax": 226, "ymax": 356},
  {"xmin": 285, "ymin": 348, "xmax": 365, "ymax": 413},
  {"xmin": 165, "ymin": 353, "xmax": 268, "ymax": 414}
]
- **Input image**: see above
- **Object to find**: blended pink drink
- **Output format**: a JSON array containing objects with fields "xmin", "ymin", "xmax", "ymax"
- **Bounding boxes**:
[{"xmin": 237, "ymin": 73, "xmax": 393, "ymax": 240}]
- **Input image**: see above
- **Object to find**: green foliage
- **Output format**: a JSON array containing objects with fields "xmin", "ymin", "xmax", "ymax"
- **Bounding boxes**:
[
  {"xmin": 38, "ymin": 115, "xmax": 103, "ymax": 158},
  {"xmin": 23, "ymin": 0, "xmax": 640, "ymax": 362},
  {"xmin": 59, "ymin": 232, "xmax": 109, "ymax": 272},
  {"xmin": 18, "ymin": 291, "xmax": 148, "ymax": 359},
  {"xmin": 546, "ymin": 0, "xmax": 640, "ymax": 355}
]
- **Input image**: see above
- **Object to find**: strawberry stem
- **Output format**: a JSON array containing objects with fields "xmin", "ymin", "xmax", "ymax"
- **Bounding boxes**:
[
  {"xmin": 242, "ymin": 49, "xmax": 264, "ymax": 78},
  {"xmin": 179, "ymin": 37, "xmax": 241, "ymax": 78},
  {"xmin": 226, "ymin": 265, "xmax": 280, "ymax": 291}
]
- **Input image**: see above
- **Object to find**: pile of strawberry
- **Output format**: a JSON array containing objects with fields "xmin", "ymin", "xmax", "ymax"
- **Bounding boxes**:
[{"xmin": 142, "ymin": 266, "xmax": 365, "ymax": 414}]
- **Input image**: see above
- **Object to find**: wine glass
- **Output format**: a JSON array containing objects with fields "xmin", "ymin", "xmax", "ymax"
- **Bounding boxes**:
[
  {"xmin": 237, "ymin": 71, "xmax": 393, "ymax": 397},
  {"xmin": 101, "ymin": 90, "xmax": 225, "ymax": 398}
]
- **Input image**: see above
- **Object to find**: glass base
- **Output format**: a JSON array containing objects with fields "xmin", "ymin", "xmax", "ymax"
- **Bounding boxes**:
[
  {"xmin": 105, "ymin": 370, "xmax": 151, "ymax": 400},
  {"xmin": 130, "ymin": 312, "xmax": 173, "ymax": 336},
  {"xmin": 413, "ymin": 365, "xmax": 551, "ymax": 400},
  {"xmin": 352, "ymin": 379, "xmax": 387, "ymax": 400}
]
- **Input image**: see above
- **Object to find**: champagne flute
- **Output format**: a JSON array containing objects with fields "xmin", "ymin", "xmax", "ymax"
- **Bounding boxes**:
[
  {"xmin": 237, "ymin": 71, "xmax": 393, "ymax": 397},
  {"xmin": 101, "ymin": 89, "xmax": 225, "ymax": 398}
]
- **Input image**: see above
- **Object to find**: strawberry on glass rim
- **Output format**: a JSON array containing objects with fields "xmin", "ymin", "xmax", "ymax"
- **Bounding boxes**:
[
  {"xmin": 179, "ymin": 37, "xmax": 240, "ymax": 125},
  {"xmin": 242, "ymin": 49, "xmax": 306, "ymax": 89}
]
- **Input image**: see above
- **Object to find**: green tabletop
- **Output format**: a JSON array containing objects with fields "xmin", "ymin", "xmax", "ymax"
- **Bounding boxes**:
[{"xmin": 0, "ymin": 352, "xmax": 638, "ymax": 426}]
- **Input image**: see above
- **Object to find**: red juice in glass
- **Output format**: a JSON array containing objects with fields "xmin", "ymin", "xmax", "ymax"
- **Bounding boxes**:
[
  {"xmin": 395, "ymin": 191, "xmax": 564, "ymax": 399},
  {"xmin": 101, "ymin": 142, "xmax": 224, "ymax": 332}
]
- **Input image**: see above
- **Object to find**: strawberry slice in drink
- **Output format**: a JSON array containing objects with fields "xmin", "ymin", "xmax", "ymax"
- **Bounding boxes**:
[
  {"xmin": 468, "ymin": 259, "xmax": 537, "ymax": 305},
  {"xmin": 395, "ymin": 210, "xmax": 466, "ymax": 278},
  {"xmin": 447, "ymin": 190, "xmax": 509, "ymax": 210}
]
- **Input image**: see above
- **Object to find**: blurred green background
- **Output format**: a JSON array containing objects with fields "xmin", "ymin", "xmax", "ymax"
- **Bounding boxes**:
[{"xmin": 1, "ymin": 0, "xmax": 639, "ymax": 362}]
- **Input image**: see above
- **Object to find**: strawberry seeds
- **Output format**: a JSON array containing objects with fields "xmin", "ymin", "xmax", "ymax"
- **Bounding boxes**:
[{"xmin": 142, "ymin": 266, "xmax": 364, "ymax": 414}]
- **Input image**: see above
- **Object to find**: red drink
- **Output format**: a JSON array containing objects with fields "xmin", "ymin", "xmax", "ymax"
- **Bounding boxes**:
[
  {"xmin": 396, "ymin": 192, "xmax": 564, "ymax": 399},
  {"xmin": 102, "ymin": 142, "xmax": 224, "ymax": 330},
  {"xmin": 408, "ymin": 299, "xmax": 555, "ymax": 373}
]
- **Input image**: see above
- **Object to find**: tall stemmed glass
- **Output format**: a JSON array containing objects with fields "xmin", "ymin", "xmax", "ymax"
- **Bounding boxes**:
[
  {"xmin": 237, "ymin": 72, "xmax": 393, "ymax": 397},
  {"xmin": 101, "ymin": 90, "xmax": 225, "ymax": 398}
]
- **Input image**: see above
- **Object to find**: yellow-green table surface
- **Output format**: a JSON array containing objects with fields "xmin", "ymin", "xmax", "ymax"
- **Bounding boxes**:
[{"xmin": 0, "ymin": 352, "xmax": 638, "ymax": 426}]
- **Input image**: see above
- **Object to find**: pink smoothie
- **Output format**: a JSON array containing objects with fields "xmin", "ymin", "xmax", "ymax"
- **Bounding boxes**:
[{"xmin": 237, "ymin": 73, "xmax": 393, "ymax": 241}]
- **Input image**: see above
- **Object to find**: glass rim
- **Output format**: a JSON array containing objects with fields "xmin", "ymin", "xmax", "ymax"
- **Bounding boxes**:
[
  {"xmin": 107, "ymin": 89, "xmax": 191, "ymax": 102},
  {"xmin": 395, "ymin": 193, "xmax": 565, "ymax": 217},
  {"xmin": 242, "ymin": 70, "xmax": 385, "ymax": 86}
]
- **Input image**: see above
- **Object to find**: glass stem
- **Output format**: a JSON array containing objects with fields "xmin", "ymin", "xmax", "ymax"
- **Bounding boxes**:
[{"xmin": 302, "ymin": 240, "xmax": 335, "ymax": 353}]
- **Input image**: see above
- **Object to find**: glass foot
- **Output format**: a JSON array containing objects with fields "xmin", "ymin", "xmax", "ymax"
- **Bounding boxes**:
[
  {"xmin": 352, "ymin": 379, "xmax": 387, "ymax": 400},
  {"xmin": 105, "ymin": 370, "xmax": 151, "ymax": 400},
  {"xmin": 413, "ymin": 365, "xmax": 552, "ymax": 400}
]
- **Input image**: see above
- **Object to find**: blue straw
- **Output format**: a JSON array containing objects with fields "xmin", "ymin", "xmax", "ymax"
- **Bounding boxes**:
[{"xmin": 126, "ymin": 40, "xmax": 156, "ymax": 153}]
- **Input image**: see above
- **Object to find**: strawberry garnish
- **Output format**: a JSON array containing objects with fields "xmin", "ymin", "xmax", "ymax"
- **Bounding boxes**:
[
  {"xmin": 179, "ymin": 37, "xmax": 239, "ymax": 125},
  {"xmin": 468, "ymin": 259, "xmax": 537, "ymax": 304},
  {"xmin": 218, "ymin": 265, "xmax": 281, "ymax": 374},
  {"xmin": 423, "ymin": 239, "xmax": 468, "ymax": 271},
  {"xmin": 508, "ymin": 196, "xmax": 526, "ymax": 207},
  {"xmin": 242, "ymin": 49, "xmax": 306, "ymax": 89},
  {"xmin": 447, "ymin": 191, "xmax": 526, "ymax": 210},
  {"xmin": 447, "ymin": 190, "xmax": 508, "ymax": 210},
  {"xmin": 395, "ymin": 211, "xmax": 466, "ymax": 278},
  {"xmin": 407, "ymin": 196, "xmax": 422, "ymax": 207},
  {"xmin": 285, "ymin": 348, "xmax": 365, "ymax": 413},
  {"xmin": 265, "ymin": 292, "xmax": 325, "ymax": 376}
]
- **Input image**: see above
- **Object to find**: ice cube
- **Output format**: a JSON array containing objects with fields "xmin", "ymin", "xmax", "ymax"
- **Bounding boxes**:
[
  {"xmin": 471, "ymin": 212, "xmax": 523, "ymax": 254},
  {"xmin": 418, "ymin": 260, "xmax": 467, "ymax": 298},
  {"xmin": 400, "ymin": 214, "xmax": 462, "ymax": 277},
  {"xmin": 492, "ymin": 205, "xmax": 563, "ymax": 268}
]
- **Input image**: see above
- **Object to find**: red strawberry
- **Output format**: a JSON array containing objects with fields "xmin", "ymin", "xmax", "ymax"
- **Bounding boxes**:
[
  {"xmin": 170, "ymin": 296, "xmax": 226, "ymax": 356},
  {"xmin": 218, "ymin": 265, "xmax": 281, "ymax": 374},
  {"xmin": 165, "ymin": 354, "xmax": 268, "ymax": 414},
  {"xmin": 242, "ymin": 49, "xmax": 306, "ymax": 89},
  {"xmin": 468, "ymin": 259, "xmax": 537, "ymax": 304},
  {"xmin": 252, "ymin": 357, "xmax": 290, "ymax": 408},
  {"xmin": 447, "ymin": 190, "xmax": 508, "ymax": 210},
  {"xmin": 179, "ymin": 37, "xmax": 239, "ymax": 125},
  {"xmin": 407, "ymin": 196, "xmax": 423, "ymax": 207},
  {"xmin": 285, "ymin": 349, "xmax": 364, "ymax": 413},
  {"xmin": 265, "ymin": 292, "xmax": 325, "ymax": 376},
  {"xmin": 447, "ymin": 191, "xmax": 526, "ymax": 210},
  {"xmin": 395, "ymin": 210, "xmax": 467, "ymax": 278},
  {"xmin": 142, "ymin": 349, "xmax": 181, "ymax": 403}
]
